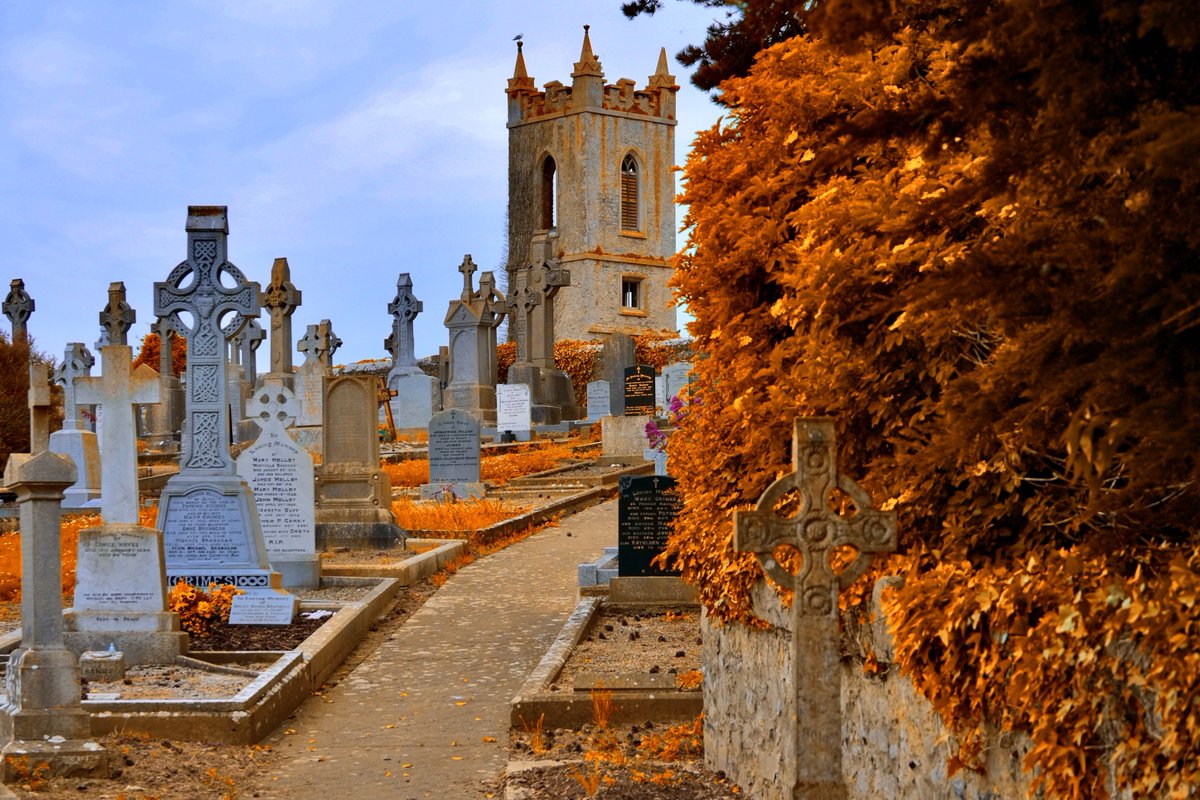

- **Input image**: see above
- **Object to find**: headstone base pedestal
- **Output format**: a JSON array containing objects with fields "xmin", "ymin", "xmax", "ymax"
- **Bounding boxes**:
[
  {"xmin": 315, "ymin": 520, "xmax": 406, "ymax": 550},
  {"xmin": 443, "ymin": 385, "xmax": 497, "ymax": 425},
  {"xmin": 0, "ymin": 737, "xmax": 108, "ymax": 782},
  {"xmin": 272, "ymin": 555, "xmax": 321, "ymax": 589},
  {"xmin": 0, "ymin": 649, "xmax": 93, "ymax": 741},
  {"xmin": 63, "ymin": 611, "xmax": 188, "ymax": 666}
]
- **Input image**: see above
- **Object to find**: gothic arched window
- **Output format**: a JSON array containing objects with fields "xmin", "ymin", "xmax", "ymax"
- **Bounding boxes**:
[
  {"xmin": 541, "ymin": 155, "xmax": 557, "ymax": 230},
  {"xmin": 620, "ymin": 154, "xmax": 640, "ymax": 232}
]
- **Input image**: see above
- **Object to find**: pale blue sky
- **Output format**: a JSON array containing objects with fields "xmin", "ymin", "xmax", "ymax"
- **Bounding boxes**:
[{"xmin": 1, "ymin": 1, "xmax": 723, "ymax": 367}]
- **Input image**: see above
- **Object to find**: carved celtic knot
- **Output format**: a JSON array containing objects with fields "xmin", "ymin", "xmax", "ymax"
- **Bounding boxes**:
[
  {"xmin": 186, "ymin": 412, "xmax": 225, "ymax": 469},
  {"xmin": 192, "ymin": 240, "xmax": 217, "ymax": 268},
  {"xmin": 191, "ymin": 365, "xmax": 221, "ymax": 403}
]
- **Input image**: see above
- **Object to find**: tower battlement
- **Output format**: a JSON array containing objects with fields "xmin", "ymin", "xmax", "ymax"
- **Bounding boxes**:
[{"xmin": 506, "ymin": 28, "xmax": 678, "ymax": 127}]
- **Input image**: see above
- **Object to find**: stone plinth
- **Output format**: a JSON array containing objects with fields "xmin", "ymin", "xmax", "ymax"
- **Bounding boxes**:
[
  {"xmin": 388, "ymin": 371, "xmax": 440, "ymax": 430},
  {"xmin": 49, "ymin": 428, "xmax": 101, "ymax": 507},
  {"xmin": 601, "ymin": 415, "xmax": 653, "ymax": 459}
]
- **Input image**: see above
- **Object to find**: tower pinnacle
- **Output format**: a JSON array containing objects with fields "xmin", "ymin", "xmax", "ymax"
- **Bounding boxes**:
[{"xmin": 572, "ymin": 24, "xmax": 603, "ymax": 78}]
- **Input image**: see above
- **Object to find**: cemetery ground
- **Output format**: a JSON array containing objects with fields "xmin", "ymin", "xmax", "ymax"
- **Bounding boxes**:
[{"xmin": 0, "ymin": 451, "xmax": 739, "ymax": 799}]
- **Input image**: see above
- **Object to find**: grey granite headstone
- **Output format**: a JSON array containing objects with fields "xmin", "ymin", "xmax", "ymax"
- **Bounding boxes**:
[
  {"xmin": 236, "ymin": 381, "xmax": 317, "ymax": 588},
  {"xmin": 443, "ymin": 256, "xmax": 505, "ymax": 425},
  {"xmin": 153, "ymin": 206, "xmax": 289, "ymax": 599},
  {"xmin": 421, "ymin": 408, "xmax": 483, "ymax": 500},
  {"xmin": 262, "ymin": 257, "xmax": 302, "ymax": 388},
  {"xmin": 661, "ymin": 361, "xmax": 692, "ymax": 408},
  {"xmin": 385, "ymin": 272, "xmax": 440, "ymax": 429},
  {"xmin": 586, "ymin": 380, "xmax": 611, "ymax": 422}
]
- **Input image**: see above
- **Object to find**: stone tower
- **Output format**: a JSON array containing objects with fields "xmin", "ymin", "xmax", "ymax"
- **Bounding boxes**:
[{"xmin": 505, "ymin": 27, "xmax": 679, "ymax": 341}]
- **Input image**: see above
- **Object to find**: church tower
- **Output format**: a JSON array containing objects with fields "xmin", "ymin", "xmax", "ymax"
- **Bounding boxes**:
[{"xmin": 505, "ymin": 27, "xmax": 679, "ymax": 341}]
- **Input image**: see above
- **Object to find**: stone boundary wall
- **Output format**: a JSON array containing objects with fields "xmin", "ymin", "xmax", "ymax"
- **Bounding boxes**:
[{"xmin": 702, "ymin": 578, "xmax": 1131, "ymax": 800}]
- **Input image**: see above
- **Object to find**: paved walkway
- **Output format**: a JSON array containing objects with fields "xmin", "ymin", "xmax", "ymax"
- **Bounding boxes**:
[{"xmin": 255, "ymin": 498, "xmax": 618, "ymax": 799}]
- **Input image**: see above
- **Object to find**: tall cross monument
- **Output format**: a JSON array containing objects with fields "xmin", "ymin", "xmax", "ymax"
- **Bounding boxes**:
[
  {"xmin": 153, "ymin": 206, "xmax": 288, "ymax": 594},
  {"xmin": 734, "ymin": 418, "xmax": 897, "ymax": 799}
]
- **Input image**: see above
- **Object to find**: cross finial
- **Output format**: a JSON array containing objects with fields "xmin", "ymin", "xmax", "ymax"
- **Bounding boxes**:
[
  {"xmin": 458, "ymin": 255, "xmax": 478, "ymax": 302},
  {"xmin": 53, "ymin": 342, "xmax": 95, "ymax": 429},
  {"xmin": 3, "ymin": 278, "xmax": 35, "ymax": 343},
  {"xmin": 245, "ymin": 380, "xmax": 298, "ymax": 432},
  {"xmin": 99, "ymin": 281, "xmax": 137, "ymax": 346}
]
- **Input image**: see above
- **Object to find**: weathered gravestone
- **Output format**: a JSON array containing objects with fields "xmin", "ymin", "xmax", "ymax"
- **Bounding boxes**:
[
  {"xmin": 75, "ymin": 284, "xmax": 161, "ymax": 525},
  {"xmin": 63, "ymin": 289, "xmax": 185, "ymax": 664},
  {"xmin": 729, "ymin": 417, "xmax": 897, "ymax": 799},
  {"xmin": 49, "ymin": 343, "xmax": 101, "ymax": 508},
  {"xmin": 229, "ymin": 317, "xmax": 266, "ymax": 444},
  {"xmin": 261, "ymin": 257, "xmax": 302, "ymax": 389},
  {"xmin": 314, "ymin": 374, "xmax": 403, "ymax": 548},
  {"xmin": 2, "ymin": 277, "xmax": 34, "ymax": 343},
  {"xmin": 421, "ymin": 409, "xmax": 484, "ymax": 500},
  {"xmin": 0, "ymin": 366, "xmax": 107, "ymax": 780},
  {"xmin": 586, "ymin": 379, "xmax": 611, "ymax": 422},
  {"xmin": 385, "ymin": 272, "xmax": 440, "ymax": 430},
  {"xmin": 292, "ymin": 319, "xmax": 341, "ymax": 452},
  {"xmin": 236, "ymin": 381, "xmax": 317, "ymax": 588},
  {"xmin": 443, "ymin": 255, "xmax": 506, "ymax": 424},
  {"xmin": 617, "ymin": 475, "xmax": 682, "ymax": 577},
  {"xmin": 661, "ymin": 361, "xmax": 692, "ymax": 406},
  {"xmin": 496, "ymin": 383, "xmax": 532, "ymax": 440},
  {"xmin": 153, "ymin": 206, "xmax": 289, "ymax": 600},
  {"xmin": 623, "ymin": 364, "xmax": 655, "ymax": 416},
  {"xmin": 505, "ymin": 250, "xmax": 580, "ymax": 423},
  {"xmin": 654, "ymin": 375, "xmax": 666, "ymax": 414},
  {"xmin": 600, "ymin": 333, "xmax": 636, "ymax": 416},
  {"xmin": 140, "ymin": 317, "xmax": 185, "ymax": 452}
]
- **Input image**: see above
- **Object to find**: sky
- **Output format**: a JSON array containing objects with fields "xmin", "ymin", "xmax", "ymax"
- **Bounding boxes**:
[{"xmin": 0, "ymin": 1, "xmax": 726, "ymax": 369}]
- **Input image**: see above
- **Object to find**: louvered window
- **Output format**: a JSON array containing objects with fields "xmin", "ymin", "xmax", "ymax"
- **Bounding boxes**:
[
  {"xmin": 541, "ymin": 156, "xmax": 556, "ymax": 230},
  {"xmin": 621, "ymin": 154, "xmax": 639, "ymax": 231}
]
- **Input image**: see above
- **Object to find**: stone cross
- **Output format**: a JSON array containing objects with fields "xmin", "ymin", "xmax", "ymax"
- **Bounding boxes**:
[
  {"xmin": 99, "ymin": 281, "xmax": 136, "ymax": 346},
  {"xmin": 28, "ymin": 363, "xmax": 53, "ymax": 453},
  {"xmin": 76, "ymin": 344, "xmax": 161, "ymax": 525},
  {"xmin": 478, "ymin": 271, "xmax": 506, "ymax": 386},
  {"xmin": 457, "ymin": 254, "xmax": 478, "ymax": 302},
  {"xmin": 54, "ymin": 343, "xmax": 95, "ymax": 431},
  {"xmin": 297, "ymin": 319, "xmax": 341, "ymax": 368},
  {"xmin": 734, "ymin": 418, "xmax": 897, "ymax": 799},
  {"xmin": 245, "ymin": 380, "xmax": 298, "ymax": 433},
  {"xmin": 154, "ymin": 205, "xmax": 260, "ymax": 475},
  {"xmin": 385, "ymin": 273, "xmax": 423, "ymax": 374},
  {"xmin": 262, "ymin": 257, "xmax": 302, "ymax": 376},
  {"xmin": 151, "ymin": 316, "xmax": 175, "ymax": 378},
  {"xmin": 3, "ymin": 278, "xmax": 34, "ymax": 343},
  {"xmin": 234, "ymin": 317, "xmax": 266, "ymax": 384},
  {"xmin": 529, "ymin": 259, "xmax": 570, "ymax": 370},
  {"xmin": 504, "ymin": 266, "xmax": 541, "ymax": 365}
]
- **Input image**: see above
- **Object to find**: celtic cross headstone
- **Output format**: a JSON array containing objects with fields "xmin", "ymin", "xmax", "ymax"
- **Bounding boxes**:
[
  {"xmin": 262, "ymin": 257, "xmax": 302, "ymax": 381},
  {"xmin": 442, "ymin": 256, "xmax": 503, "ymax": 425},
  {"xmin": 504, "ymin": 266, "xmax": 540, "ymax": 366},
  {"xmin": 385, "ymin": 273, "xmax": 423, "ymax": 377},
  {"xmin": 733, "ymin": 418, "xmax": 897, "ymax": 799},
  {"xmin": 234, "ymin": 317, "xmax": 266, "ymax": 385},
  {"xmin": 55, "ymin": 343, "xmax": 94, "ymax": 431},
  {"xmin": 99, "ymin": 281, "xmax": 136, "ymax": 346},
  {"xmin": 297, "ymin": 319, "xmax": 340, "ymax": 368},
  {"xmin": 155, "ymin": 207, "xmax": 260, "ymax": 474},
  {"xmin": 152, "ymin": 207, "xmax": 288, "ymax": 596},
  {"xmin": 143, "ymin": 317, "xmax": 185, "ymax": 451},
  {"xmin": 3, "ymin": 278, "xmax": 35, "ymax": 343},
  {"xmin": 529, "ymin": 259, "xmax": 569, "ymax": 370}
]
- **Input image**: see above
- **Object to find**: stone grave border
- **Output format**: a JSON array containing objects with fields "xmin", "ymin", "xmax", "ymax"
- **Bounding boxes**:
[
  {"xmin": 0, "ymin": 576, "xmax": 395, "ymax": 744},
  {"xmin": 510, "ymin": 588, "xmax": 704, "ymax": 730},
  {"xmin": 319, "ymin": 537, "xmax": 466, "ymax": 581}
]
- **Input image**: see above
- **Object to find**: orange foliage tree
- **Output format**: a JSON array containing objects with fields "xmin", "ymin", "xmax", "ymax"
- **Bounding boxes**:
[
  {"xmin": 663, "ymin": 2, "xmax": 1199, "ymax": 797},
  {"xmin": 132, "ymin": 330, "xmax": 187, "ymax": 377}
]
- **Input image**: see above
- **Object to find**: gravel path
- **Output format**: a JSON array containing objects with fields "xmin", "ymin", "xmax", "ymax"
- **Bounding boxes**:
[{"xmin": 249, "ymin": 499, "xmax": 618, "ymax": 799}]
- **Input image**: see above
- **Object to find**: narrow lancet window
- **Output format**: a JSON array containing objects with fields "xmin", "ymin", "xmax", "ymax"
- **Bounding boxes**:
[{"xmin": 621, "ymin": 154, "xmax": 639, "ymax": 231}]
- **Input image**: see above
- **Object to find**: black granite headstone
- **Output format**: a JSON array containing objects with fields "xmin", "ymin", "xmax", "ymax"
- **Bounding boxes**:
[
  {"xmin": 618, "ymin": 475, "xmax": 682, "ymax": 577},
  {"xmin": 623, "ymin": 364, "xmax": 655, "ymax": 417}
]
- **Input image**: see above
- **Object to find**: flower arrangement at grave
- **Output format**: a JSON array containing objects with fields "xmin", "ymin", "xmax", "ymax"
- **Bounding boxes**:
[
  {"xmin": 658, "ymin": 2, "xmax": 1200, "ymax": 797},
  {"xmin": 645, "ymin": 394, "xmax": 696, "ymax": 454},
  {"xmin": 167, "ymin": 581, "xmax": 243, "ymax": 637}
]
